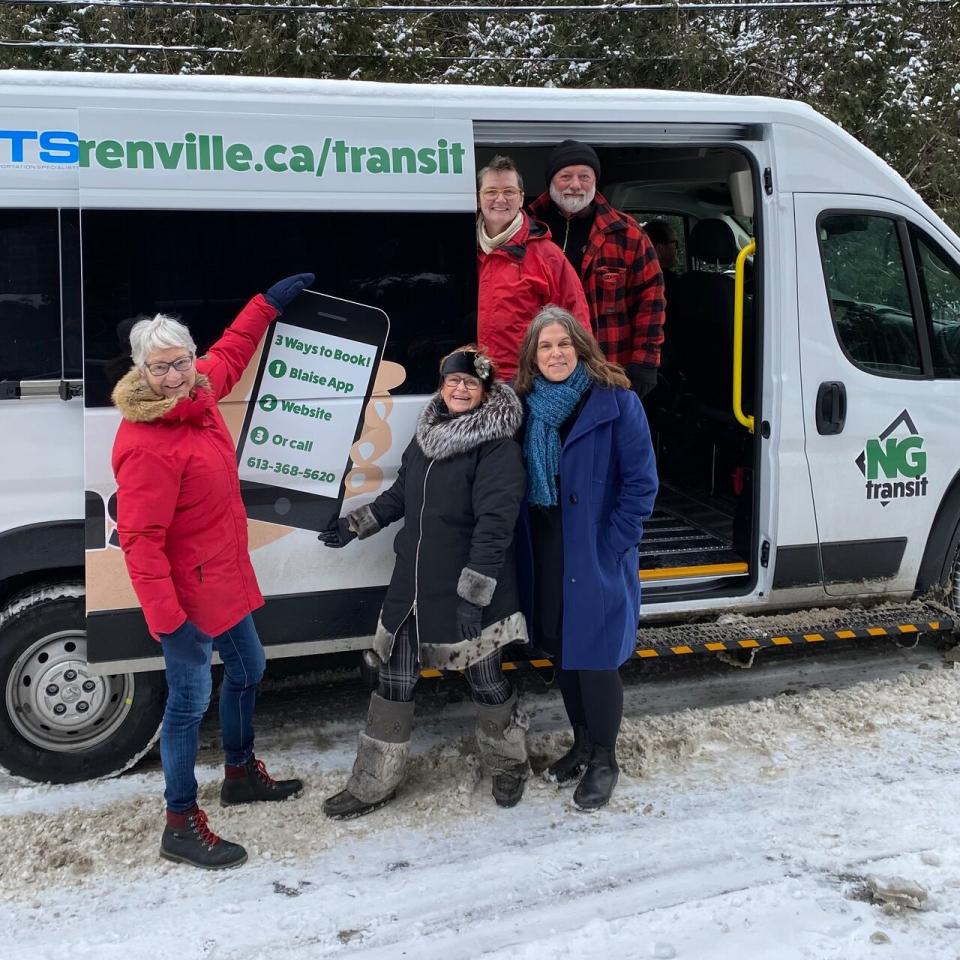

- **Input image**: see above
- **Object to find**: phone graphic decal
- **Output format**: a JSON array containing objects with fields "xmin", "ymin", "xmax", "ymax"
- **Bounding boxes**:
[
  {"xmin": 237, "ymin": 290, "xmax": 389, "ymax": 531},
  {"xmin": 237, "ymin": 323, "xmax": 377, "ymax": 496}
]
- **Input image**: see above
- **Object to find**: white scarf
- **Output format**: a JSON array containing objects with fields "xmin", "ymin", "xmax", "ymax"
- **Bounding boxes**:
[{"xmin": 477, "ymin": 211, "xmax": 524, "ymax": 255}]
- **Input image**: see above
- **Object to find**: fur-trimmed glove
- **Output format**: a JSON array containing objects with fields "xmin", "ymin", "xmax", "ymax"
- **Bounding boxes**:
[
  {"xmin": 160, "ymin": 619, "xmax": 211, "ymax": 666},
  {"xmin": 264, "ymin": 273, "xmax": 315, "ymax": 312},
  {"xmin": 318, "ymin": 517, "xmax": 357, "ymax": 549},
  {"xmin": 456, "ymin": 599, "xmax": 483, "ymax": 642}
]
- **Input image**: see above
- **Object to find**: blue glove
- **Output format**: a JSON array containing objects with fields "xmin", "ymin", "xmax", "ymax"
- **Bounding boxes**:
[
  {"xmin": 160, "ymin": 619, "xmax": 211, "ymax": 666},
  {"xmin": 264, "ymin": 273, "xmax": 315, "ymax": 312}
]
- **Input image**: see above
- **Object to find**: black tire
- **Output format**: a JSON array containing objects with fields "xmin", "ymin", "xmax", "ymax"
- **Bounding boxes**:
[
  {"xmin": 946, "ymin": 533, "xmax": 960, "ymax": 651},
  {"xmin": 948, "ymin": 533, "xmax": 960, "ymax": 614},
  {"xmin": 0, "ymin": 583, "xmax": 166, "ymax": 784}
]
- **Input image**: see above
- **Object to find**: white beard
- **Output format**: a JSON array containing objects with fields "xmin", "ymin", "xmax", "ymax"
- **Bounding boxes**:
[{"xmin": 549, "ymin": 182, "xmax": 596, "ymax": 216}]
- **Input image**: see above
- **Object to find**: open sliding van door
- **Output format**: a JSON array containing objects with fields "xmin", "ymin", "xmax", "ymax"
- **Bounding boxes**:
[
  {"xmin": 794, "ymin": 194, "xmax": 955, "ymax": 597},
  {"xmin": 473, "ymin": 120, "xmax": 773, "ymax": 601}
]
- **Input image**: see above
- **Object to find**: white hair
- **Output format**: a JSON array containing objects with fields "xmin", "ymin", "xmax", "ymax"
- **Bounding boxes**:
[
  {"xmin": 129, "ymin": 314, "xmax": 196, "ymax": 368},
  {"xmin": 549, "ymin": 180, "xmax": 596, "ymax": 217}
]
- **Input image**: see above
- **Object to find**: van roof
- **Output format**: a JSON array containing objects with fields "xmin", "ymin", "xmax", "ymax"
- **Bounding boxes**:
[{"xmin": 0, "ymin": 68, "xmax": 825, "ymax": 118}]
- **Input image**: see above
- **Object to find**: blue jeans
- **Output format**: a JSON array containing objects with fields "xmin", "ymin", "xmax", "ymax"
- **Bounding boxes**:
[{"xmin": 159, "ymin": 614, "xmax": 267, "ymax": 812}]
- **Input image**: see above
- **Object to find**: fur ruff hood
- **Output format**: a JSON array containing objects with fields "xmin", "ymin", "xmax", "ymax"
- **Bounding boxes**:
[
  {"xmin": 415, "ymin": 383, "xmax": 522, "ymax": 461},
  {"xmin": 112, "ymin": 367, "xmax": 213, "ymax": 424}
]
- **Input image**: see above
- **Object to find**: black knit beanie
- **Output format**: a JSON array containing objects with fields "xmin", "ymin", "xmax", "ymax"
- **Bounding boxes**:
[{"xmin": 545, "ymin": 140, "xmax": 601, "ymax": 185}]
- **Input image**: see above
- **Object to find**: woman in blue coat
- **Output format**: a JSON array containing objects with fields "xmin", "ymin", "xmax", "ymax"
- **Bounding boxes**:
[{"xmin": 515, "ymin": 305, "xmax": 658, "ymax": 810}]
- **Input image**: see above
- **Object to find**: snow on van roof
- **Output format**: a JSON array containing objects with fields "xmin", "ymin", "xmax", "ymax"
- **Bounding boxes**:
[{"xmin": 0, "ymin": 67, "xmax": 816, "ymax": 116}]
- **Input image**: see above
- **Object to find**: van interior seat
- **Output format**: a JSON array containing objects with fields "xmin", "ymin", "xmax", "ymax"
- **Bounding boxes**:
[
  {"xmin": 670, "ymin": 218, "xmax": 754, "ymax": 416},
  {"xmin": 688, "ymin": 217, "xmax": 740, "ymax": 268}
]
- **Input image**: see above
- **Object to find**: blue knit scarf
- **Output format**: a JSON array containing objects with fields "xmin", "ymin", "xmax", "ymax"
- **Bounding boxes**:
[{"xmin": 523, "ymin": 362, "xmax": 591, "ymax": 507}]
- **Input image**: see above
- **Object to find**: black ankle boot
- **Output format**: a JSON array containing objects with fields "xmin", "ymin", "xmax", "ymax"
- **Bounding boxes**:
[
  {"xmin": 160, "ymin": 807, "xmax": 247, "ymax": 870},
  {"xmin": 322, "ymin": 788, "xmax": 397, "ymax": 820},
  {"xmin": 544, "ymin": 724, "xmax": 592, "ymax": 786},
  {"xmin": 220, "ymin": 757, "xmax": 303, "ymax": 806},
  {"xmin": 492, "ymin": 771, "xmax": 525, "ymax": 808},
  {"xmin": 573, "ymin": 745, "xmax": 619, "ymax": 811}
]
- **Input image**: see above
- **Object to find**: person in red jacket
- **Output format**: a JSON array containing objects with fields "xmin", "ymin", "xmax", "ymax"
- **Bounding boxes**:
[
  {"xmin": 477, "ymin": 154, "xmax": 590, "ymax": 381},
  {"xmin": 111, "ymin": 273, "xmax": 312, "ymax": 870},
  {"xmin": 529, "ymin": 140, "xmax": 666, "ymax": 399}
]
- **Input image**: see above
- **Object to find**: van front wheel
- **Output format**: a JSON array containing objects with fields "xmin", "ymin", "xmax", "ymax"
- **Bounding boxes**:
[
  {"xmin": 947, "ymin": 536, "xmax": 960, "ymax": 655},
  {"xmin": 0, "ymin": 584, "xmax": 165, "ymax": 784}
]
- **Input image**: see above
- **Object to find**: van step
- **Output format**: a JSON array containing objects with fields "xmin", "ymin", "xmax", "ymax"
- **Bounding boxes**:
[
  {"xmin": 631, "ymin": 602, "xmax": 955, "ymax": 659},
  {"xmin": 417, "ymin": 604, "xmax": 955, "ymax": 678},
  {"xmin": 639, "ymin": 507, "xmax": 742, "ymax": 571}
]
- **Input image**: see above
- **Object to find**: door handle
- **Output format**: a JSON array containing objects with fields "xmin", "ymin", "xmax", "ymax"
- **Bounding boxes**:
[
  {"xmin": 0, "ymin": 379, "xmax": 83, "ymax": 401},
  {"xmin": 816, "ymin": 381, "xmax": 846, "ymax": 435}
]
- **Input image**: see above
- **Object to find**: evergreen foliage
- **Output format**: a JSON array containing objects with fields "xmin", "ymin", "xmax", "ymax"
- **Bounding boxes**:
[{"xmin": 1, "ymin": 1, "xmax": 957, "ymax": 227}]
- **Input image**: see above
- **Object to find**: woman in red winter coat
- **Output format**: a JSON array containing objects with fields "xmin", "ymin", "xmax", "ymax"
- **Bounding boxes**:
[{"xmin": 111, "ymin": 273, "xmax": 312, "ymax": 870}]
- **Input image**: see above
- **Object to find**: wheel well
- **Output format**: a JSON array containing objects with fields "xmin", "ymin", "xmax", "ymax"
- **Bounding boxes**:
[
  {"xmin": 0, "ymin": 568, "xmax": 85, "ymax": 611},
  {"xmin": 915, "ymin": 467, "xmax": 960, "ymax": 597},
  {"xmin": 0, "ymin": 520, "xmax": 84, "ymax": 609}
]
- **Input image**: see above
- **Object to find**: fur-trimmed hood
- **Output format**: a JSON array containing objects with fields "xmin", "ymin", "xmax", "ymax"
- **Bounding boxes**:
[
  {"xmin": 415, "ymin": 383, "xmax": 522, "ymax": 461},
  {"xmin": 112, "ymin": 367, "xmax": 212, "ymax": 424}
]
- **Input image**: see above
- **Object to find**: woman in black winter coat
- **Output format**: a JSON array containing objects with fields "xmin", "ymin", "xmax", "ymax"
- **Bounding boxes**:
[{"xmin": 319, "ymin": 347, "xmax": 528, "ymax": 818}]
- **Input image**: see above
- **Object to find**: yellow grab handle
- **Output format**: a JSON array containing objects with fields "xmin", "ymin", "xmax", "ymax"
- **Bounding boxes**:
[{"xmin": 733, "ymin": 238, "xmax": 756, "ymax": 433}]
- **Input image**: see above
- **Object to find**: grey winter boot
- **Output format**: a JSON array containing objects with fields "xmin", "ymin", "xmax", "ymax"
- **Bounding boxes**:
[
  {"xmin": 322, "ymin": 693, "xmax": 414, "ymax": 820},
  {"xmin": 475, "ymin": 688, "xmax": 529, "ymax": 808}
]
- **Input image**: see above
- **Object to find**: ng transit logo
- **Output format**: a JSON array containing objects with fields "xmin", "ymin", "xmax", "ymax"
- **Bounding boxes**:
[{"xmin": 855, "ymin": 409, "xmax": 928, "ymax": 507}]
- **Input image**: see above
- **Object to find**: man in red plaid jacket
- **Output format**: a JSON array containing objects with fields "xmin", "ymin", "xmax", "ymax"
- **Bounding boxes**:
[{"xmin": 529, "ymin": 140, "xmax": 666, "ymax": 398}]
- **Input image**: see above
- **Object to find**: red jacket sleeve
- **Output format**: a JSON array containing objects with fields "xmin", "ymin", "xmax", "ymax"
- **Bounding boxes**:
[
  {"xmin": 551, "ymin": 252, "xmax": 592, "ymax": 335},
  {"xmin": 113, "ymin": 445, "xmax": 187, "ymax": 638},
  {"xmin": 198, "ymin": 294, "xmax": 278, "ymax": 401}
]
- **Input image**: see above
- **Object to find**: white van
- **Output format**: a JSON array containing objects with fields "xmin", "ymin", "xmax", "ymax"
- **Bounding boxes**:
[{"xmin": 1, "ymin": 72, "xmax": 958, "ymax": 784}]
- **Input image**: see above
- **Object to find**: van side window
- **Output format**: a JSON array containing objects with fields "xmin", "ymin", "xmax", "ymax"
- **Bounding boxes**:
[
  {"xmin": 633, "ymin": 212, "xmax": 688, "ymax": 271},
  {"xmin": 0, "ymin": 210, "xmax": 62, "ymax": 382},
  {"xmin": 80, "ymin": 210, "xmax": 477, "ymax": 407},
  {"xmin": 913, "ymin": 235, "xmax": 960, "ymax": 378},
  {"xmin": 818, "ymin": 214, "xmax": 922, "ymax": 377}
]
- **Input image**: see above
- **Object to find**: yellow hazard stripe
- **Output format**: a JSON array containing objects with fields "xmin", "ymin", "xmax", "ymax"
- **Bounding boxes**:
[
  {"xmin": 416, "ymin": 616, "xmax": 953, "ymax": 675},
  {"xmin": 639, "ymin": 562, "xmax": 748, "ymax": 582}
]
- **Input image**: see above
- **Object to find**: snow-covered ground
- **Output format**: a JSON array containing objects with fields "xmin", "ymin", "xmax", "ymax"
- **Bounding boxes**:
[{"xmin": 2, "ymin": 643, "xmax": 959, "ymax": 960}]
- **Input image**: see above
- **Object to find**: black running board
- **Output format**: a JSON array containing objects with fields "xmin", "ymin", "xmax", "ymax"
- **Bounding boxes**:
[{"xmin": 419, "ymin": 602, "xmax": 955, "ymax": 675}]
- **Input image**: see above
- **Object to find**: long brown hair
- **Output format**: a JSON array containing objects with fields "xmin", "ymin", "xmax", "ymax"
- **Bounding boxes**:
[{"xmin": 513, "ymin": 306, "xmax": 630, "ymax": 395}]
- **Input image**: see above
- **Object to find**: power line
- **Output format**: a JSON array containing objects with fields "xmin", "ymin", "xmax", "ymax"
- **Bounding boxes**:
[
  {"xmin": 0, "ymin": 38, "xmax": 670, "ymax": 58},
  {"xmin": 3, "ymin": 0, "xmax": 956, "ymax": 14},
  {"xmin": 0, "ymin": 39, "xmax": 241, "ymax": 51}
]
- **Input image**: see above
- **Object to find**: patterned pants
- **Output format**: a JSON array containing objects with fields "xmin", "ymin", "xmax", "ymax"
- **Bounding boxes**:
[{"xmin": 378, "ymin": 619, "xmax": 511, "ymax": 706}]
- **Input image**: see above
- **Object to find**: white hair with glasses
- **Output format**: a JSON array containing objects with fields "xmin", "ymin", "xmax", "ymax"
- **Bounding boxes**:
[{"xmin": 129, "ymin": 314, "xmax": 197, "ymax": 368}]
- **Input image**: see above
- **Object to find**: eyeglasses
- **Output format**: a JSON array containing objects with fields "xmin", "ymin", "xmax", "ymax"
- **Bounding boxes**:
[
  {"xmin": 145, "ymin": 354, "xmax": 194, "ymax": 377},
  {"xmin": 479, "ymin": 187, "xmax": 522, "ymax": 202},
  {"xmin": 443, "ymin": 374, "xmax": 483, "ymax": 391}
]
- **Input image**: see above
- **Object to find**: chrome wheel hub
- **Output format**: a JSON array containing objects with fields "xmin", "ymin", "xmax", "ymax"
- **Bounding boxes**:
[{"xmin": 6, "ymin": 630, "xmax": 134, "ymax": 753}]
